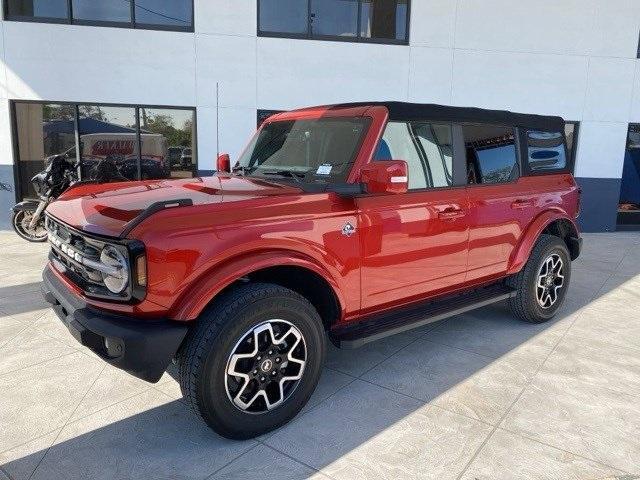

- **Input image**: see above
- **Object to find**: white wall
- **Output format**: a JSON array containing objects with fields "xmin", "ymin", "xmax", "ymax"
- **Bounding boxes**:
[{"xmin": 0, "ymin": 0, "xmax": 639, "ymax": 204}]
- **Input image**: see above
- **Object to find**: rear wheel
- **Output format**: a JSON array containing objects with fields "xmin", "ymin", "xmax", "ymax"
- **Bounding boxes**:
[
  {"xmin": 11, "ymin": 210, "xmax": 47, "ymax": 242},
  {"xmin": 177, "ymin": 283, "xmax": 325, "ymax": 439},
  {"xmin": 508, "ymin": 234, "xmax": 571, "ymax": 323}
]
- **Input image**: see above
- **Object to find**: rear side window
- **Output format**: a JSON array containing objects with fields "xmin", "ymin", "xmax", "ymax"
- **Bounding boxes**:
[
  {"xmin": 462, "ymin": 125, "xmax": 518, "ymax": 184},
  {"xmin": 526, "ymin": 130, "xmax": 567, "ymax": 172}
]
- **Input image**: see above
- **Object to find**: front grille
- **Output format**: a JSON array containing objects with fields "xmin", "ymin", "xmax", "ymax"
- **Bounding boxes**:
[
  {"xmin": 46, "ymin": 216, "xmax": 129, "ymax": 300},
  {"xmin": 46, "ymin": 217, "xmax": 105, "ymax": 287}
]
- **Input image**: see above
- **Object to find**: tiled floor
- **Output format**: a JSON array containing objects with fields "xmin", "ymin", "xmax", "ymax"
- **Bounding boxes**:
[{"xmin": 1, "ymin": 230, "xmax": 639, "ymax": 480}]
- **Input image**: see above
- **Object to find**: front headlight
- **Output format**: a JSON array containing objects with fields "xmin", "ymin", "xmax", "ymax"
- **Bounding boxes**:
[{"xmin": 100, "ymin": 245, "xmax": 129, "ymax": 293}]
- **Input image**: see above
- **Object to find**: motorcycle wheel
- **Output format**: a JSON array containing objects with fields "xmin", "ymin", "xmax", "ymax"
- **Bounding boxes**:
[{"xmin": 11, "ymin": 210, "xmax": 48, "ymax": 242}]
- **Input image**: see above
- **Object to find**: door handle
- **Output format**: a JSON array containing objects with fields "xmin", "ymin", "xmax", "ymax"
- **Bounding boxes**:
[
  {"xmin": 511, "ymin": 199, "xmax": 535, "ymax": 209},
  {"xmin": 438, "ymin": 208, "xmax": 466, "ymax": 219}
]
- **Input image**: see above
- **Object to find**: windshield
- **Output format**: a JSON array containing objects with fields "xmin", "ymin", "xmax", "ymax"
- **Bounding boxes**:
[{"xmin": 236, "ymin": 117, "xmax": 370, "ymax": 183}]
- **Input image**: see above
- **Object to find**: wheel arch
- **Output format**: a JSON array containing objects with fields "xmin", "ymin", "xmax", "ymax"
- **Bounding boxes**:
[
  {"xmin": 169, "ymin": 250, "xmax": 344, "ymax": 329},
  {"xmin": 507, "ymin": 211, "xmax": 580, "ymax": 275}
]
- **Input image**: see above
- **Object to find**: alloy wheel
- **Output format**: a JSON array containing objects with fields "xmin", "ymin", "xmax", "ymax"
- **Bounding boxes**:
[
  {"xmin": 536, "ymin": 253, "xmax": 564, "ymax": 308},
  {"xmin": 224, "ymin": 319, "xmax": 307, "ymax": 414}
]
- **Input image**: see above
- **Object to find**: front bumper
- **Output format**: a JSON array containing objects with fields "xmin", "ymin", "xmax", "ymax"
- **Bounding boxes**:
[{"xmin": 41, "ymin": 265, "xmax": 189, "ymax": 382}]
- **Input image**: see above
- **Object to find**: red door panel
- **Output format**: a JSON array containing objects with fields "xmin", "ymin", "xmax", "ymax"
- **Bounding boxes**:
[
  {"xmin": 465, "ymin": 180, "xmax": 536, "ymax": 281},
  {"xmin": 357, "ymin": 188, "xmax": 469, "ymax": 314}
]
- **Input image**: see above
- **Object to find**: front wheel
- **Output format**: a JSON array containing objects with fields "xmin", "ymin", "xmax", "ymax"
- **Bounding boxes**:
[
  {"xmin": 508, "ymin": 234, "xmax": 571, "ymax": 323},
  {"xmin": 177, "ymin": 283, "xmax": 326, "ymax": 439},
  {"xmin": 11, "ymin": 210, "xmax": 48, "ymax": 242}
]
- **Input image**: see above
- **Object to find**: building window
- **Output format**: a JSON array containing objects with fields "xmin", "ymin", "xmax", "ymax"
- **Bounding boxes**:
[
  {"xmin": 258, "ymin": 0, "xmax": 409, "ymax": 44},
  {"xmin": 618, "ymin": 124, "xmax": 640, "ymax": 229},
  {"xmin": 5, "ymin": 0, "xmax": 193, "ymax": 31},
  {"xmin": 11, "ymin": 101, "xmax": 196, "ymax": 202}
]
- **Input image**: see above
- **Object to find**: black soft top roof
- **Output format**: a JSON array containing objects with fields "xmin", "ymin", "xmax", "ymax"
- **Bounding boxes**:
[{"xmin": 331, "ymin": 102, "xmax": 565, "ymax": 132}]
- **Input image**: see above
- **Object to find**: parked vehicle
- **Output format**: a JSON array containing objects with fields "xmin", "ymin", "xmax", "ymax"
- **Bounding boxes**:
[
  {"xmin": 41, "ymin": 102, "xmax": 582, "ymax": 439},
  {"xmin": 180, "ymin": 147, "xmax": 193, "ymax": 170},
  {"xmin": 79, "ymin": 132, "xmax": 169, "ymax": 180},
  {"xmin": 168, "ymin": 146, "xmax": 183, "ymax": 169},
  {"xmin": 11, "ymin": 155, "xmax": 79, "ymax": 242}
]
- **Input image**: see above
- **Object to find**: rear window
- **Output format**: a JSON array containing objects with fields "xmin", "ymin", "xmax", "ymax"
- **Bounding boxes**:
[{"xmin": 526, "ymin": 130, "xmax": 567, "ymax": 172}]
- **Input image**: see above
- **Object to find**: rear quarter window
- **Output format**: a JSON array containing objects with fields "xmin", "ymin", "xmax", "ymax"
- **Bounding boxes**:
[{"xmin": 526, "ymin": 130, "xmax": 567, "ymax": 173}]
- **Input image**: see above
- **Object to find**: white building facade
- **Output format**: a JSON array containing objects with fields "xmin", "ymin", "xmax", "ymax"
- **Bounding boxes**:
[{"xmin": 1, "ymin": 0, "xmax": 640, "ymax": 232}]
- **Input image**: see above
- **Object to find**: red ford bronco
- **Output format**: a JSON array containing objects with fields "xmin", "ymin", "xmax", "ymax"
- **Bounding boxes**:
[{"xmin": 42, "ymin": 102, "xmax": 582, "ymax": 439}]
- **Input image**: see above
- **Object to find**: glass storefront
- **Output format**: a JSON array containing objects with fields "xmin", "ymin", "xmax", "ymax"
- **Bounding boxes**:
[
  {"xmin": 618, "ymin": 124, "xmax": 640, "ymax": 229},
  {"xmin": 12, "ymin": 101, "xmax": 196, "ymax": 201},
  {"xmin": 13, "ymin": 103, "xmax": 77, "ymax": 199}
]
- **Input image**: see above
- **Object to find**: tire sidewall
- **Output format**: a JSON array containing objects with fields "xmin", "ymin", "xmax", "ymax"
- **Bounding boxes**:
[
  {"xmin": 197, "ymin": 293, "xmax": 325, "ymax": 438},
  {"xmin": 527, "ymin": 240, "xmax": 571, "ymax": 320}
]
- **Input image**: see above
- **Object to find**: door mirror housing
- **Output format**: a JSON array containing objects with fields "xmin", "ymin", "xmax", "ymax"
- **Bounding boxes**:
[
  {"xmin": 217, "ymin": 153, "xmax": 231, "ymax": 173},
  {"xmin": 360, "ymin": 160, "xmax": 408, "ymax": 195}
]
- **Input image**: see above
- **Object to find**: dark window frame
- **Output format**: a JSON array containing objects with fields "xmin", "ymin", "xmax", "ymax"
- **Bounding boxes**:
[
  {"xmin": 4, "ymin": 0, "xmax": 194, "ymax": 32},
  {"xmin": 10, "ymin": 99, "xmax": 197, "ymax": 202},
  {"xmin": 564, "ymin": 121, "xmax": 579, "ymax": 173},
  {"xmin": 257, "ymin": 0, "xmax": 411, "ymax": 45}
]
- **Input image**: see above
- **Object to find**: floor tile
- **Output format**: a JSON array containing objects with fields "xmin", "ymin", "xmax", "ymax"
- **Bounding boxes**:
[
  {"xmin": 68, "ymin": 364, "xmax": 152, "ymax": 422},
  {"xmin": 0, "ymin": 430, "xmax": 60, "ymax": 480},
  {"xmin": 267, "ymin": 379, "xmax": 492, "ymax": 480},
  {"xmin": 32, "ymin": 390, "xmax": 255, "ymax": 480},
  {"xmin": 0, "ymin": 327, "xmax": 78, "ymax": 375},
  {"xmin": 424, "ymin": 302, "xmax": 567, "ymax": 360},
  {"xmin": 325, "ymin": 332, "xmax": 419, "ymax": 377},
  {"xmin": 362, "ymin": 337, "xmax": 529, "ymax": 424},
  {"xmin": 265, "ymin": 380, "xmax": 422, "ymax": 468},
  {"xmin": 212, "ymin": 444, "xmax": 327, "ymax": 480},
  {"xmin": 0, "ymin": 352, "xmax": 103, "ymax": 452},
  {"xmin": 460, "ymin": 429, "xmax": 622, "ymax": 480},
  {"xmin": 34, "ymin": 310, "xmax": 85, "ymax": 349},
  {"xmin": 501, "ymin": 371, "xmax": 640, "ymax": 472},
  {"xmin": 0, "ymin": 317, "xmax": 27, "ymax": 348},
  {"xmin": 543, "ymin": 335, "xmax": 640, "ymax": 398}
]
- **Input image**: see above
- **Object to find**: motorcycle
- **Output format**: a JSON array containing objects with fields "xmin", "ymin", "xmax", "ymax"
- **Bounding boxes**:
[{"xmin": 11, "ymin": 155, "xmax": 79, "ymax": 242}]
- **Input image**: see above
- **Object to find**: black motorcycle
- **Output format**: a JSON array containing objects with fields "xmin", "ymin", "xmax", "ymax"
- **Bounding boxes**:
[
  {"xmin": 11, "ymin": 154, "xmax": 149, "ymax": 242},
  {"xmin": 11, "ymin": 155, "xmax": 79, "ymax": 242}
]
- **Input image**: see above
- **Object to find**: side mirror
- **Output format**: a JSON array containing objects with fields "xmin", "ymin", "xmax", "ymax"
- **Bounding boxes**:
[
  {"xmin": 217, "ymin": 153, "xmax": 231, "ymax": 173},
  {"xmin": 360, "ymin": 160, "xmax": 408, "ymax": 195}
]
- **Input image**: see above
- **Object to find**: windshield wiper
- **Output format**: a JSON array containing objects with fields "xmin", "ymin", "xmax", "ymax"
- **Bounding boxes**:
[{"xmin": 260, "ymin": 170, "xmax": 305, "ymax": 184}]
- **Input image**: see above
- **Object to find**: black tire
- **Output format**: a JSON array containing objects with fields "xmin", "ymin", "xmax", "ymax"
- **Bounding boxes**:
[
  {"xmin": 508, "ymin": 234, "xmax": 571, "ymax": 323},
  {"xmin": 177, "ymin": 282, "xmax": 326, "ymax": 439},
  {"xmin": 11, "ymin": 210, "xmax": 48, "ymax": 242}
]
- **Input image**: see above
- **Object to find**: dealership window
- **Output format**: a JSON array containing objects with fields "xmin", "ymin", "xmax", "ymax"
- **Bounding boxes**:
[
  {"xmin": 618, "ymin": 124, "xmax": 640, "ymax": 229},
  {"xmin": 258, "ymin": 0, "xmax": 409, "ymax": 44},
  {"xmin": 5, "ymin": 0, "xmax": 193, "ymax": 31},
  {"xmin": 11, "ymin": 101, "xmax": 196, "ymax": 202},
  {"xmin": 463, "ymin": 125, "xmax": 518, "ymax": 185}
]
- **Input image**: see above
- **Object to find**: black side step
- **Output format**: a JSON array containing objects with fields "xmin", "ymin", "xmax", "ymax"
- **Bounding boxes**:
[{"xmin": 330, "ymin": 284, "xmax": 516, "ymax": 349}]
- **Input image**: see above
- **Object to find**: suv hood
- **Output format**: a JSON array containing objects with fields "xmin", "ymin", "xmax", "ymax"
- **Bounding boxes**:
[{"xmin": 46, "ymin": 175, "xmax": 302, "ymax": 237}]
